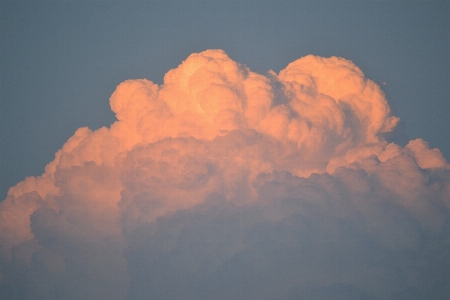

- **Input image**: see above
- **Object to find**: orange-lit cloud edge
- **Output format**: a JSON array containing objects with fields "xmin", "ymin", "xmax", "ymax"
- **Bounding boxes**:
[{"xmin": 1, "ymin": 49, "xmax": 449, "ymax": 299}]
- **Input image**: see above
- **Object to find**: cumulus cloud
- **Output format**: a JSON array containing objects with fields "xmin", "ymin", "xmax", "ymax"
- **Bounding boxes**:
[{"xmin": 1, "ymin": 49, "xmax": 449, "ymax": 299}]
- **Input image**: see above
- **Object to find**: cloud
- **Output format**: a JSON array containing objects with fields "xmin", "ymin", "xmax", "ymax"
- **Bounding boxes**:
[{"xmin": 1, "ymin": 49, "xmax": 449, "ymax": 299}]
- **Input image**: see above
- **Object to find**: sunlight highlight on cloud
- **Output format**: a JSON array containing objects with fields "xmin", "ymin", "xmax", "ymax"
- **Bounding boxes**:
[{"xmin": 1, "ymin": 50, "xmax": 449, "ymax": 299}]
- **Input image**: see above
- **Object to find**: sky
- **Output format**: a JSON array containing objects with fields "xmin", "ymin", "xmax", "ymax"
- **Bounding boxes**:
[
  {"xmin": 1, "ymin": 1, "xmax": 450, "ymax": 299},
  {"xmin": 1, "ymin": 1, "xmax": 449, "ymax": 200}
]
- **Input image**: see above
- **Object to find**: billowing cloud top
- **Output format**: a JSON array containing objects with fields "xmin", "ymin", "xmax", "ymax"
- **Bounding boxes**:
[{"xmin": 1, "ymin": 50, "xmax": 449, "ymax": 299}]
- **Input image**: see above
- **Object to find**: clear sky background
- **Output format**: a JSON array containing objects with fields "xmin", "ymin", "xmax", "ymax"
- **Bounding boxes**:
[{"xmin": 1, "ymin": 1, "xmax": 449, "ymax": 200}]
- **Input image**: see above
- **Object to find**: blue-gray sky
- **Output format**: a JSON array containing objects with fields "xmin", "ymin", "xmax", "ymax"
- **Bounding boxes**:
[{"xmin": 1, "ymin": 1, "xmax": 449, "ymax": 199}]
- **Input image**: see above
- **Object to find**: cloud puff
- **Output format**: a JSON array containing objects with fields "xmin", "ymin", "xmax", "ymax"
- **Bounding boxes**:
[{"xmin": 1, "ymin": 49, "xmax": 449, "ymax": 299}]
